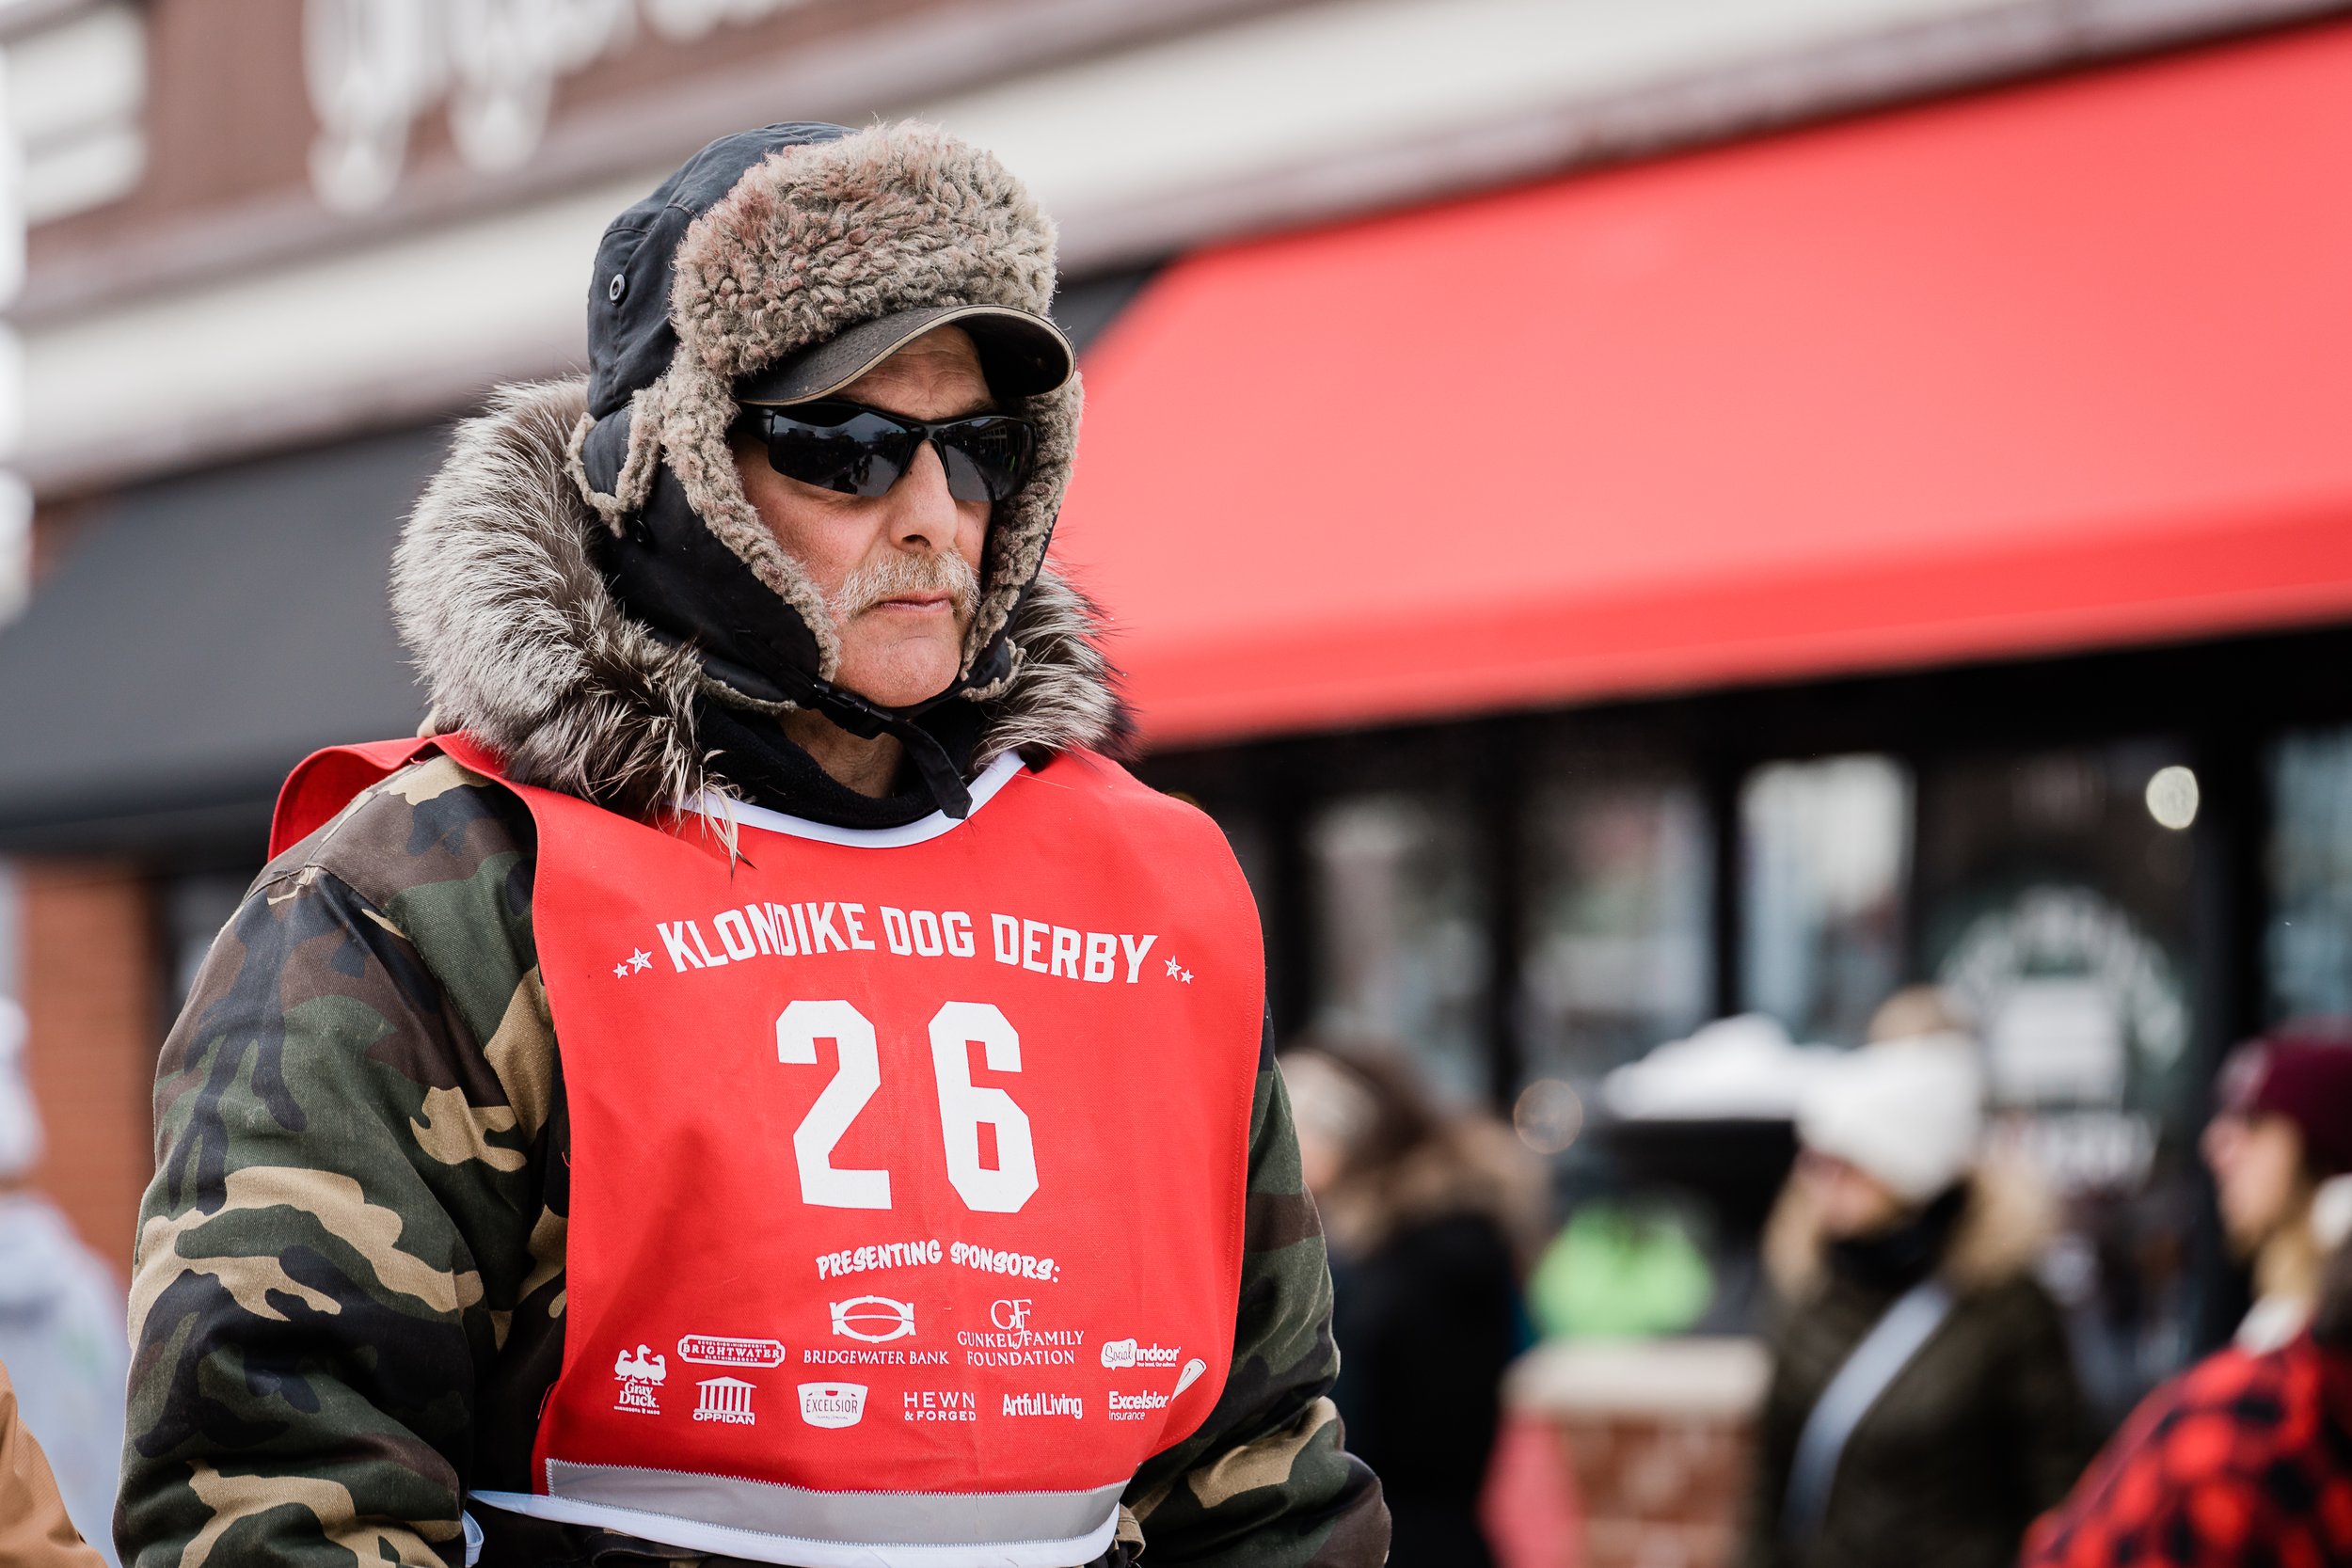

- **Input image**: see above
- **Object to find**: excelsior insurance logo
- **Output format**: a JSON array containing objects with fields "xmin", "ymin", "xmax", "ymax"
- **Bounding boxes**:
[{"xmin": 799, "ymin": 1382, "xmax": 868, "ymax": 1429}]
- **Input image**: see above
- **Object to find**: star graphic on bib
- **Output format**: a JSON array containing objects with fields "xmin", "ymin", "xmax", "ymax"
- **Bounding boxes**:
[
  {"xmin": 1181, "ymin": 968, "xmax": 1195, "ymax": 984},
  {"xmin": 629, "ymin": 949, "xmax": 652, "ymax": 971},
  {"xmin": 612, "ymin": 961, "xmax": 630, "ymax": 979},
  {"xmin": 1165, "ymin": 957, "xmax": 1183, "ymax": 979}
]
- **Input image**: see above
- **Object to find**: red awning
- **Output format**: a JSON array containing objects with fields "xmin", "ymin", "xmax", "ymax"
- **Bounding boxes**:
[{"xmin": 1054, "ymin": 23, "xmax": 2352, "ymax": 747}]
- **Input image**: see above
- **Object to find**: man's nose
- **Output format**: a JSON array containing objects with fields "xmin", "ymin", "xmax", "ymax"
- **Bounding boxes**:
[{"xmin": 886, "ymin": 440, "xmax": 962, "ymax": 551}]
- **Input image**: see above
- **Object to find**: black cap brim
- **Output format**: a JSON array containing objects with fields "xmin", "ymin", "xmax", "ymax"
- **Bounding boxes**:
[{"xmin": 735, "ymin": 304, "xmax": 1075, "ymax": 406}]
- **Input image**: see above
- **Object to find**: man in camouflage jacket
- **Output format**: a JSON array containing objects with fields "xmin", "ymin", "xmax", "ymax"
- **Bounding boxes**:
[{"xmin": 119, "ymin": 122, "xmax": 1387, "ymax": 1568}]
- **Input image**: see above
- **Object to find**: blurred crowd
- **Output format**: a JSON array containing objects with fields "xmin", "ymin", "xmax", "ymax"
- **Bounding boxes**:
[{"xmin": 1280, "ymin": 996, "xmax": 2352, "ymax": 1568}]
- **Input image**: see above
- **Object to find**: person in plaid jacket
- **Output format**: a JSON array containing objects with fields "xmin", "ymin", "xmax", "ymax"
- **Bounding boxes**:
[{"xmin": 2024, "ymin": 1066, "xmax": 2352, "ymax": 1568}]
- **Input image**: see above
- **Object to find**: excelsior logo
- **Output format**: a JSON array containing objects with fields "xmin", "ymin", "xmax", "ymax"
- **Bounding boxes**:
[
  {"xmin": 1101, "ymin": 1338, "xmax": 1182, "ymax": 1370},
  {"xmin": 1108, "ymin": 1388, "xmax": 1172, "ymax": 1421},
  {"xmin": 830, "ymin": 1295, "xmax": 916, "ymax": 1344},
  {"xmin": 799, "ymin": 1382, "xmax": 868, "ymax": 1429}
]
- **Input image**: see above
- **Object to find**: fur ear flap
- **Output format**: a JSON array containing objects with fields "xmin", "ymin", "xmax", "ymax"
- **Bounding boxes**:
[
  {"xmin": 644, "ymin": 351, "xmax": 846, "ymax": 680},
  {"xmin": 564, "ymin": 384, "xmax": 666, "ymax": 538}
]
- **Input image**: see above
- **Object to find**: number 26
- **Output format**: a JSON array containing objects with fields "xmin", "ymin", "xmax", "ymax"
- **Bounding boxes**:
[{"xmin": 775, "ymin": 999, "xmax": 1039, "ymax": 1214}]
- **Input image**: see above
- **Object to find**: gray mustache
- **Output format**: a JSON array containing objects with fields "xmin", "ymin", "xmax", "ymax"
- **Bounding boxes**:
[{"xmin": 828, "ymin": 551, "xmax": 981, "ymax": 622}]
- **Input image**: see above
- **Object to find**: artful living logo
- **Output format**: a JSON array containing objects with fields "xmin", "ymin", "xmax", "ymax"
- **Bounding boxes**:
[
  {"xmin": 799, "ymin": 1382, "xmax": 868, "ymax": 1429},
  {"xmin": 612, "ymin": 1343, "xmax": 666, "ymax": 1416},
  {"xmin": 830, "ymin": 1296, "xmax": 916, "ymax": 1343},
  {"xmin": 1002, "ymin": 1390, "xmax": 1084, "ymax": 1418},
  {"xmin": 1100, "ymin": 1338, "xmax": 1183, "ymax": 1370},
  {"xmin": 693, "ymin": 1376, "xmax": 756, "ymax": 1426}
]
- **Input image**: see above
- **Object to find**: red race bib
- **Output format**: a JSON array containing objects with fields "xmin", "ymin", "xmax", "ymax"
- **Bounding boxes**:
[{"xmin": 275, "ymin": 737, "xmax": 1263, "ymax": 1567}]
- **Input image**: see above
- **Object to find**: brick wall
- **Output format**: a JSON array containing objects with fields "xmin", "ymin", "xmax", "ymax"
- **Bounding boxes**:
[{"xmin": 19, "ymin": 860, "xmax": 158, "ymax": 1275}]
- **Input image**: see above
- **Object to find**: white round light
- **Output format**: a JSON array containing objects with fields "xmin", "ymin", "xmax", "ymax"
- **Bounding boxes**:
[
  {"xmin": 2145, "ymin": 766, "xmax": 2199, "ymax": 831},
  {"xmin": 1513, "ymin": 1077, "xmax": 1585, "ymax": 1155}
]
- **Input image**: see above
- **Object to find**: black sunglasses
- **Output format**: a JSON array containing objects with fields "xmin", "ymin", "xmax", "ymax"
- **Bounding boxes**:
[{"xmin": 743, "ymin": 401, "xmax": 1038, "ymax": 505}]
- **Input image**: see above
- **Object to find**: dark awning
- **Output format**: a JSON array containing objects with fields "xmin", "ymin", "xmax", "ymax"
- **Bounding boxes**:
[{"xmin": 0, "ymin": 425, "xmax": 447, "ymax": 858}]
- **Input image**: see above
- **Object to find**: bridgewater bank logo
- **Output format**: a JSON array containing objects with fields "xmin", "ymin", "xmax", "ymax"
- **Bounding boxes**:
[
  {"xmin": 800, "ymin": 1382, "xmax": 868, "ymax": 1429},
  {"xmin": 831, "ymin": 1295, "xmax": 916, "ymax": 1343}
]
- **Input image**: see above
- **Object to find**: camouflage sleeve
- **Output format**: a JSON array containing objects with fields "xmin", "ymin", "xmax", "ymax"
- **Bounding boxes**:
[
  {"xmin": 119, "ymin": 767, "xmax": 548, "ymax": 1567},
  {"xmin": 1120, "ymin": 1017, "xmax": 1389, "ymax": 1566}
]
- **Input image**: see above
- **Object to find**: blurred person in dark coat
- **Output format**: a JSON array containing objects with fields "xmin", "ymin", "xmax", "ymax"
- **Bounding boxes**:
[
  {"xmin": 2022, "ymin": 1164, "xmax": 2352, "ymax": 1567},
  {"xmin": 1743, "ymin": 1003, "xmax": 2091, "ymax": 1568},
  {"xmin": 1280, "ymin": 1046, "xmax": 1542, "ymax": 1568}
]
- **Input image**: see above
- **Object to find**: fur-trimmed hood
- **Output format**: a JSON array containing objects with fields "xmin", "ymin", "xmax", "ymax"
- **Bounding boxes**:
[
  {"xmin": 390, "ymin": 377, "xmax": 1127, "ymax": 815},
  {"xmin": 1764, "ymin": 1156, "xmax": 2059, "ymax": 1301}
]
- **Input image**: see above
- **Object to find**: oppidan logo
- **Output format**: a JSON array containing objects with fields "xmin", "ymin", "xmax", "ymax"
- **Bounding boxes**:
[
  {"xmin": 693, "ymin": 1376, "xmax": 756, "ymax": 1426},
  {"xmin": 830, "ymin": 1295, "xmax": 916, "ymax": 1343},
  {"xmin": 799, "ymin": 1382, "xmax": 868, "ymax": 1429},
  {"xmin": 1100, "ymin": 1338, "xmax": 1182, "ymax": 1370}
]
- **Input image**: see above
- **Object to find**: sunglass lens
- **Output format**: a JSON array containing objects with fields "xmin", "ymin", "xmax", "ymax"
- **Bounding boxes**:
[
  {"xmin": 763, "ymin": 411, "xmax": 910, "ymax": 498},
  {"xmin": 937, "ymin": 419, "xmax": 1036, "ymax": 503}
]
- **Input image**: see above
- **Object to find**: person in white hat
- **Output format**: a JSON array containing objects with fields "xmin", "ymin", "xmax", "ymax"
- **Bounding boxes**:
[
  {"xmin": 1742, "ymin": 1001, "xmax": 2090, "ymax": 1568},
  {"xmin": 0, "ymin": 999, "xmax": 128, "ymax": 1566}
]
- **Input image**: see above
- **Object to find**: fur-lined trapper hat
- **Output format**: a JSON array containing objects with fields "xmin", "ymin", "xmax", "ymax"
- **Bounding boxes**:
[{"xmin": 391, "ymin": 122, "xmax": 1125, "ymax": 819}]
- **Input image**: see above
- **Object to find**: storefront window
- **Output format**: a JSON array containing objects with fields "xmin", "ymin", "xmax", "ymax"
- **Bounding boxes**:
[
  {"xmin": 1917, "ymin": 739, "xmax": 2200, "ymax": 1403},
  {"xmin": 2269, "ymin": 725, "xmax": 2352, "ymax": 1021},
  {"xmin": 1519, "ymin": 769, "xmax": 1711, "ymax": 1085},
  {"xmin": 1305, "ymin": 792, "xmax": 1489, "ymax": 1101},
  {"xmin": 1740, "ymin": 754, "xmax": 1912, "ymax": 1046}
]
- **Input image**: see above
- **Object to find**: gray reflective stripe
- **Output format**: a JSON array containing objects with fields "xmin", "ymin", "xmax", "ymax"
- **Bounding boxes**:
[
  {"xmin": 470, "ymin": 1465, "xmax": 1125, "ymax": 1567},
  {"xmin": 1782, "ymin": 1278, "xmax": 1954, "ymax": 1544}
]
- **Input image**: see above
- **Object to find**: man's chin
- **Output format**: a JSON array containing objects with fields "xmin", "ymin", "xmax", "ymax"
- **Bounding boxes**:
[{"xmin": 833, "ymin": 646, "xmax": 965, "ymax": 711}]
